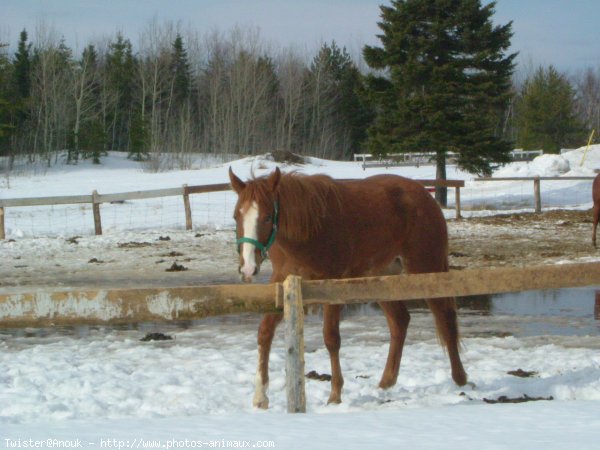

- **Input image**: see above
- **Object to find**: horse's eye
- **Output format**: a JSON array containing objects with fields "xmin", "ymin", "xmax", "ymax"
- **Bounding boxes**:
[{"xmin": 264, "ymin": 216, "xmax": 272, "ymax": 223}]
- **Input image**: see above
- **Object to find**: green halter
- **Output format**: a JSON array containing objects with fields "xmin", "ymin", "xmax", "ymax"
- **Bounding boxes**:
[{"xmin": 236, "ymin": 201, "xmax": 279, "ymax": 259}]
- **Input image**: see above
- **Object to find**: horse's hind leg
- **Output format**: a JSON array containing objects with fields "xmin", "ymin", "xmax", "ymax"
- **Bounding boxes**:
[
  {"xmin": 378, "ymin": 301, "xmax": 411, "ymax": 389},
  {"xmin": 593, "ymin": 204, "xmax": 600, "ymax": 248},
  {"xmin": 427, "ymin": 297, "xmax": 468, "ymax": 386},
  {"xmin": 253, "ymin": 312, "xmax": 283, "ymax": 409},
  {"xmin": 323, "ymin": 304, "xmax": 344, "ymax": 404}
]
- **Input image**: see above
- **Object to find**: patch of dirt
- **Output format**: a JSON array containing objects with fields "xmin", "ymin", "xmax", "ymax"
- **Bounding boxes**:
[
  {"xmin": 118, "ymin": 241, "xmax": 153, "ymax": 249},
  {"xmin": 306, "ymin": 370, "xmax": 332, "ymax": 381},
  {"xmin": 483, "ymin": 394, "xmax": 553, "ymax": 404},
  {"xmin": 140, "ymin": 332, "xmax": 173, "ymax": 341},
  {"xmin": 447, "ymin": 209, "xmax": 597, "ymax": 270},
  {"xmin": 507, "ymin": 369, "xmax": 538, "ymax": 378},
  {"xmin": 161, "ymin": 251, "xmax": 184, "ymax": 257},
  {"xmin": 166, "ymin": 262, "xmax": 188, "ymax": 272},
  {"xmin": 269, "ymin": 150, "xmax": 305, "ymax": 165}
]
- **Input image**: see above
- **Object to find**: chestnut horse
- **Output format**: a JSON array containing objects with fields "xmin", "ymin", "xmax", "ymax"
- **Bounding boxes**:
[
  {"xmin": 593, "ymin": 173, "xmax": 600, "ymax": 248},
  {"xmin": 229, "ymin": 167, "xmax": 468, "ymax": 408}
]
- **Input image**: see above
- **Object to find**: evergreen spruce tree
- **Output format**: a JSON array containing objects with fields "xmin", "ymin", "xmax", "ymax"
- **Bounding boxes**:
[
  {"xmin": 364, "ymin": 0, "xmax": 516, "ymax": 203},
  {"xmin": 170, "ymin": 34, "xmax": 191, "ymax": 110},
  {"xmin": 78, "ymin": 45, "xmax": 105, "ymax": 164},
  {"xmin": 0, "ymin": 42, "xmax": 14, "ymax": 150},
  {"xmin": 105, "ymin": 33, "xmax": 136, "ymax": 152},
  {"xmin": 129, "ymin": 108, "xmax": 149, "ymax": 161},
  {"xmin": 12, "ymin": 30, "xmax": 31, "ymax": 100},
  {"xmin": 10, "ymin": 29, "xmax": 32, "ymax": 144},
  {"xmin": 517, "ymin": 65, "xmax": 585, "ymax": 153}
]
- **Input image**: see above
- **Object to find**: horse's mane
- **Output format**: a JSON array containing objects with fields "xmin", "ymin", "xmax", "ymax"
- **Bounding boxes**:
[{"xmin": 242, "ymin": 171, "xmax": 343, "ymax": 242}]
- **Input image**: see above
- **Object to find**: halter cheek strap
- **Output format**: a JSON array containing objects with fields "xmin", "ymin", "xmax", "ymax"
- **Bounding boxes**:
[{"xmin": 236, "ymin": 201, "xmax": 279, "ymax": 259}]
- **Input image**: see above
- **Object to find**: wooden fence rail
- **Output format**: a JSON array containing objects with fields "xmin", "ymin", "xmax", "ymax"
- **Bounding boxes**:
[
  {"xmin": 1, "ymin": 262, "xmax": 600, "ymax": 412},
  {"xmin": 0, "ymin": 179, "xmax": 463, "ymax": 239},
  {"xmin": 475, "ymin": 176, "xmax": 595, "ymax": 213}
]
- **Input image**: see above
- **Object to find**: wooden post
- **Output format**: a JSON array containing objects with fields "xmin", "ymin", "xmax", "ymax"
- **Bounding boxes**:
[
  {"xmin": 283, "ymin": 274, "xmax": 306, "ymax": 413},
  {"xmin": 455, "ymin": 187, "xmax": 461, "ymax": 219},
  {"xmin": 183, "ymin": 184, "xmax": 192, "ymax": 231},
  {"xmin": 533, "ymin": 177, "xmax": 541, "ymax": 213},
  {"xmin": 0, "ymin": 206, "xmax": 5, "ymax": 240},
  {"xmin": 92, "ymin": 190, "xmax": 102, "ymax": 235}
]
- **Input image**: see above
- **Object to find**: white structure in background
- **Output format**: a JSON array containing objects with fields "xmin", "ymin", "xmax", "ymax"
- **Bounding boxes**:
[{"xmin": 355, "ymin": 149, "xmax": 543, "ymax": 170}]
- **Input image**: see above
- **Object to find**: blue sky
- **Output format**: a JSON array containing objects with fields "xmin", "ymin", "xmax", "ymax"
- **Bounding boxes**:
[{"xmin": 2, "ymin": 0, "xmax": 600, "ymax": 73}]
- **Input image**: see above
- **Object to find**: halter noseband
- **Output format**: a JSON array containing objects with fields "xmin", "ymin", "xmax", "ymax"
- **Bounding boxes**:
[{"xmin": 236, "ymin": 201, "xmax": 279, "ymax": 259}]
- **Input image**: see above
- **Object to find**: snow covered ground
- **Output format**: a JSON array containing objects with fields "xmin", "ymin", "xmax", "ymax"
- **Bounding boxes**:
[{"xmin": 1, "ymin": 147, "xmax": 600, "ymax": 449}]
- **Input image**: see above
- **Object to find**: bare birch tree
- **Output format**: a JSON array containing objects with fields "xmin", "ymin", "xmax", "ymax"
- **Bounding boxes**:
[
  {"xmin": 274, "ymin": 48, "xmax": 306, "ymax": 153},
  {"xmin": 29, "ymin": 22, "xmax": 73, "ymax": 165}
]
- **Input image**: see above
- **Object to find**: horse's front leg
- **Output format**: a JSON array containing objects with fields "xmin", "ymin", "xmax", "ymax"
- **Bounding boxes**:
[
  {"xmin": 254, "ymin": 312, "xmax": 283, "ymax": 409},
  {"xmin": 323, "ymin": 304, "xmax": 344, "ymax": 404},
  {"xmin": 378, "ymin": 301, "xmax": 411, "ymax": 389}
]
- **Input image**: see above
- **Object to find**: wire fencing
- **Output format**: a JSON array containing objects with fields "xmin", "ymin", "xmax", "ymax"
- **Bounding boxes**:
[{"xmin": 0, "ymin": 177, "xmax": 594, "ymax": 239}]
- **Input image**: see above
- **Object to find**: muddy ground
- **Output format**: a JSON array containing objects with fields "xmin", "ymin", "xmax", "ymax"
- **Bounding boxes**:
[
  {"xmin": 447, "ymin": 209, "xmax": 598, "ymax": 270},
  {"xmin": 1, "ymin": 209, "xmax": 599, "ymax": 294}
]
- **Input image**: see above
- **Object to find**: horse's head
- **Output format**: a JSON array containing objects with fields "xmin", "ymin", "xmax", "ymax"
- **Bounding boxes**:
[{"xmin": 229, "ymin": 167, "xmax": 281, "ymax": 283}]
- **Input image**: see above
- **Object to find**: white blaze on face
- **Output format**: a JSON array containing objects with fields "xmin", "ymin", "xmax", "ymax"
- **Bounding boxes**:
[{"xmin": 240, "ymin": 201, "xmax": 260, "ymax": 279}]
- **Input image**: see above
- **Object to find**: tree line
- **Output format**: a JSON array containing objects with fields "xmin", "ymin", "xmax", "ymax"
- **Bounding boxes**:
[
  {"xmin": 0, "ymin": 3, "xmax": 597, "ymax": 176},
  {"xmin": 0, "ymin": 23, "xmax": 370, "ymax": 171}
]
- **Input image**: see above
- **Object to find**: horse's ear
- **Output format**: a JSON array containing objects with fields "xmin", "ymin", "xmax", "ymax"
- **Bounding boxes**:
[
  {"xmin": 229, "ymin": 167, "xmax": 246, "ymax": 194},
  {"xmin": 269, "ymin": 167, "xmax": 281, "ymax": 192}
]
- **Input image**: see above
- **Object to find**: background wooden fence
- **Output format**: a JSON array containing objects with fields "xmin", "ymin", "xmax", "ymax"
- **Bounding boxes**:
[
  {"xmin": 475, "ymin": 176, "xmax": 595, "ymax": 213},
  {"xmin": 1, "ymin": 261, "xmax": 599, "ymax": 412},
  {"xmin": 0, "ymin": 179, "xmax": 464, "ymax": 239}
]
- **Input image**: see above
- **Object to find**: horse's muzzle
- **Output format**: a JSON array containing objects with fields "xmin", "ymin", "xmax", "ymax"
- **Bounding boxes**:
[{"xmin": 239, "ymin": 264, "xmax": 260, "ymax": 283}]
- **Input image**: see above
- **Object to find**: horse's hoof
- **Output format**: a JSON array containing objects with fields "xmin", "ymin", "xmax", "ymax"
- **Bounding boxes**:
[
  {"xmin": 327, "ymin": 394, "xmax": 342, "ymax": 405},
  {"xmin": 378, "ymin": 378, "xmax": 397, "ymax": 390},
  {"xmin": 452, "ymin": 369, "xmax": 468, "ymax": 387},
  {"xmin": 253, "ymin": 397, "xmax": 269, "ymax": 409}
]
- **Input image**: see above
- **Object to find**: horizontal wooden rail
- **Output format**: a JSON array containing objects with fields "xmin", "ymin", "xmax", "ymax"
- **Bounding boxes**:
[
  {"xmin": 98, "ymin": 187, "xmax": 183, "ymax": 203},
  {"xmin": 0, "ymin": 194, "xmax": 93, "ymax": 207},
  {"xmin": 0, "ymin": 183, "xmax": 233, "ymax": 208},
  {"xmin": 0, "ymin": 283, "xmax": 283, "ymax": 328},
  {"xmin": 185, "ymin": 183, "xmax": 231, "ymax": 195},
  {"xmin": 295, "ymin": 262, "xmax": 600, "ymax": 307},
  {"xmin": 475, "ymin": 176, "xmax": 595, "ymax": 181},
  {"xmin": 2, "ymin": 262, "xmax": 600, "ymax": 327},
  {"xmin": 414, "ymin": 179, "xmax": 464, "ymax": 188}
]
